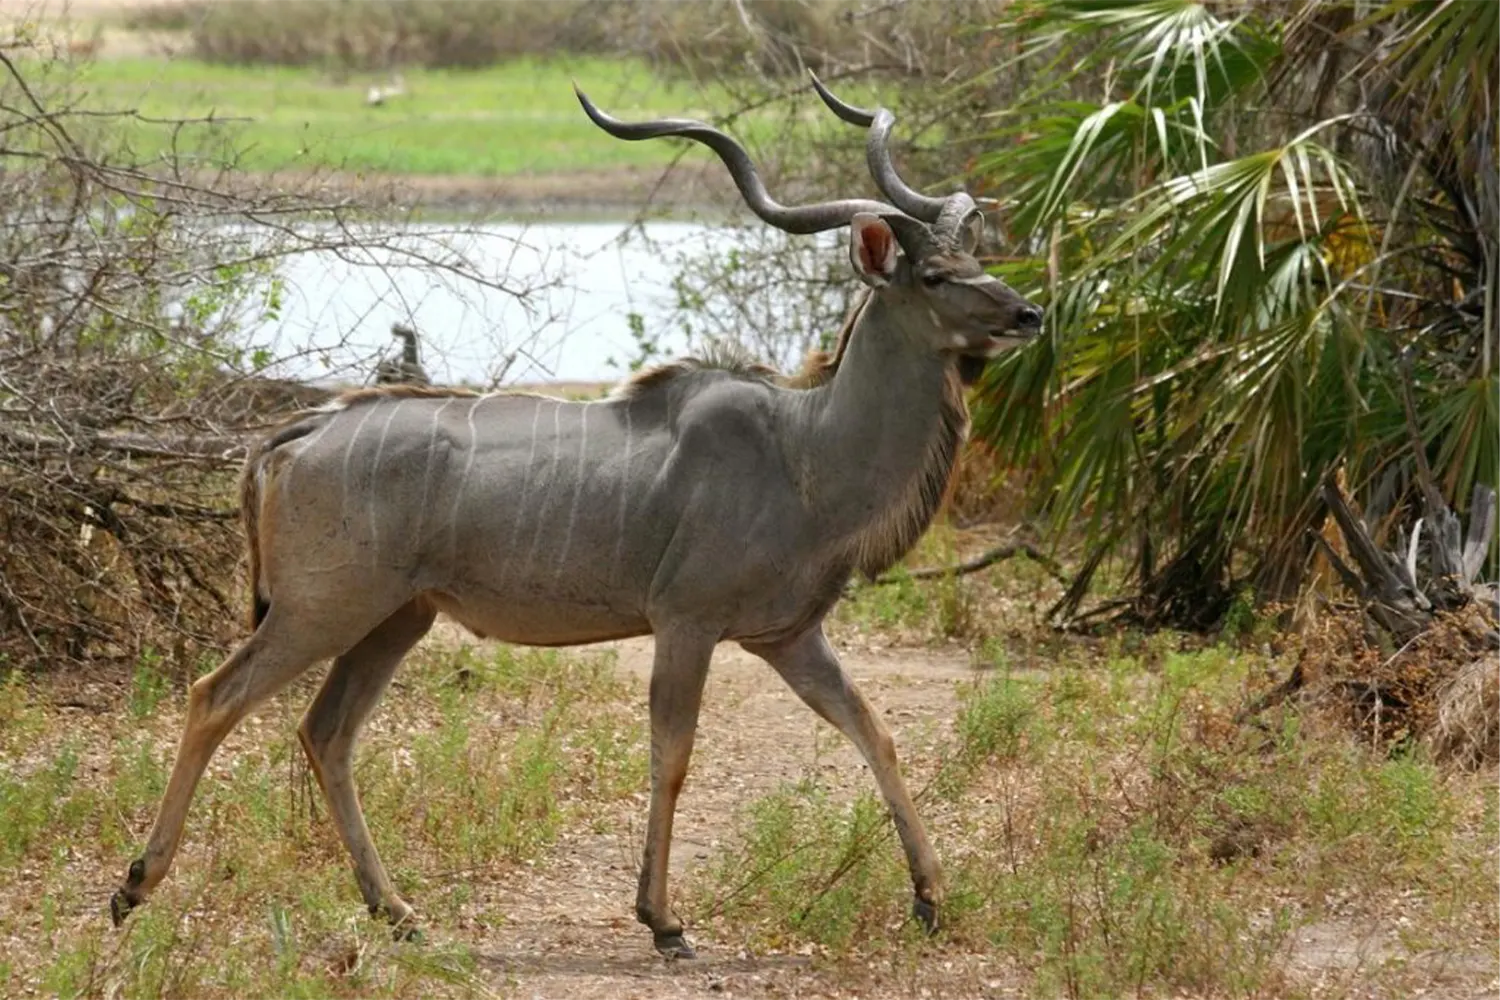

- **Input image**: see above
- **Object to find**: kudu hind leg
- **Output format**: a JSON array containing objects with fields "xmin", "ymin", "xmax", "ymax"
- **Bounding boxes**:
[
  {"xmin": 111, "ymin": 612, "xmax": 344, "ymax": 925},
  {"xmin": 298, "ymin": 599, "xmax": 435, "ymax": 933},
  {"xmin": 746, "ymin": 629, "xmax": 943, "ymax": 932},
  {"xmin": 636, "ymin": 627, "xmax": 714, "ymax": 958}
]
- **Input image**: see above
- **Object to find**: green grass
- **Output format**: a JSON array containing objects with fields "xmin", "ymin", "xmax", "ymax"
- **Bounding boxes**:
[
  {"xmin": 7, "ymin": 48, "xmax": 901, "ymax": 182},
  {"xmin": 49, "ymin": 56, "xmax": 699, "ymax": 176},
  {"xmin": 689, "ymin": 780, "xmax": 911, "ymax": 955},
  {"xmin": 833, "ymin": 522, "xmax": 989, "ymax": 642}
]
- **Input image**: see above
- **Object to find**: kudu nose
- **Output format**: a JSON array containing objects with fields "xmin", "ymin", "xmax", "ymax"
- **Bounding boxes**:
[{"xmin": 1017, "ymin": 305, "xmax": 1044, "ymax": 330}]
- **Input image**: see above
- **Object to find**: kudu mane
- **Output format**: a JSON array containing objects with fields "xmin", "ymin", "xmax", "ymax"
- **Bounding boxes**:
[
  {"xmin": 615, "ymin": 284, "xmax": 968, "ymax": 579},
  {"xmin": 848, "ymin": 370, "xmax": 967, "ymax": 578},
  {"xmin": 615, "ymin": 289, "xmax": 871, "ymax": 398}
]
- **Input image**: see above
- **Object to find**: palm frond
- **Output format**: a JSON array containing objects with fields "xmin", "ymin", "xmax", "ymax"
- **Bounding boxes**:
[{"xmin": 967, "ymin": 0, "xmax": 1498, "ymax": 619}]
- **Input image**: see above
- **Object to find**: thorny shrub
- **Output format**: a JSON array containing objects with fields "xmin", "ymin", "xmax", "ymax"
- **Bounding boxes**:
[
  {"xmin": 1284, "ymin": 605, "xmax": 1499, "ymax": 768},
  {"xmin": 0, "ymin": 56, "xmax": 271, "ymax": 668},
  {"xmin": 0, "ymin": 45, "xmax": 532, "ymax": 671}
]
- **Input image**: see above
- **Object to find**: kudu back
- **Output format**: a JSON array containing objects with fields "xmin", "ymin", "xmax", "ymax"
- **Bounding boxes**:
[{"xmin": 110, "ymin": 76, "xmax": 1043, "ymax": 958}]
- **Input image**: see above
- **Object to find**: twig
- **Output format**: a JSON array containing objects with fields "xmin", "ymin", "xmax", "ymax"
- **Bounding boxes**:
[
  {"xmin": 0, "ymin": 425, "xmax": 244, "ymax": 464},
  {"xmin": 847, "ymin": 1, "xmax": 908, "ymax": 22},
  {"xmin": 1233, "ymin": 662, "xmax": 1305, "ymax": 724},
  {"xmin": 872, "ymin": 537, "xmax": 1069, "ymax": 587}
]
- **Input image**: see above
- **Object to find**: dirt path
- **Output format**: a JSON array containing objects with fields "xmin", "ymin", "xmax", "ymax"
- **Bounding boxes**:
[{"xmin": 422, "ymin": 627, "xmax": 994, "ymax": 998}]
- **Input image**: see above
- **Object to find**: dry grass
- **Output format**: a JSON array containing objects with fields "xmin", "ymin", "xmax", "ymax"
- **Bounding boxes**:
[
  {"xmin": 0, "ymin": 640, "xmax": 645, "ymax": 998},
  {"xmin": 1284, "ymin": 604, "xmax": 1500, "ymax": 767},
  {"xmin": 1424, "ymin": 654, "xmax": 1499, "ymax": 770},
  {"xmin": 0, "ymin": 533, "xmax": 1494, "ymax": 999},
  {"xmin": 686, "ymin": 625, "xmax": 1499, "ymax": 999}
]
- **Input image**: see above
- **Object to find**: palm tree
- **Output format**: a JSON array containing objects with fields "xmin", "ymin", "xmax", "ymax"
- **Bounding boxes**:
[{"xmin": 965, "ymin": 0, "xmax": 1496, "ymax": 626}]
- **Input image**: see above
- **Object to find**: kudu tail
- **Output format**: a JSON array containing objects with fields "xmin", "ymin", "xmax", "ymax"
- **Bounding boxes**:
[
  {"xmin": 238, "ymin": 445, "xmax": 271, "ymax": 630},
  {"xmin": 238, "ymin": 414, "xmax": 325, "ymax": 630}
]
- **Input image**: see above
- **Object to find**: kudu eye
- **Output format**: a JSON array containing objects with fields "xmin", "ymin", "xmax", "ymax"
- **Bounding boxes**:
[{"xmin": 920, "ymin": 272, "xmax": 944, "ymax": 288}]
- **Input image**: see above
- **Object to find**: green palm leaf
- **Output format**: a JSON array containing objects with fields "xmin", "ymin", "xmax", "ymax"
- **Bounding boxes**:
[{"xmin": 967, "ymin": 0, "xmax": 1495, "ymax": 618}]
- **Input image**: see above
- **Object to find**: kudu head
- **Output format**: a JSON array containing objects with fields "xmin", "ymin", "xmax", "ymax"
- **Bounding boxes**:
[{"xmin": 574, "ymin": 80, "xmax": 1042, "ymax": 382}]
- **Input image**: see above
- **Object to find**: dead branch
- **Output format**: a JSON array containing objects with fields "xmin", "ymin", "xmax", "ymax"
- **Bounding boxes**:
[
  {"xmin": 1319, "ymin": 469, "xmax": 1496, "ymax": 643},
  {"xmin": 0, "ymin": 43, "xmax": 535, "ymax": 669},
  {"xmin": 872, "ymin": 536, "xmax": 1070, "ymax": 587},
  {"xmin": 0, "ymin": 426, "xmax": 246, "ymax": 464},
  {"xmin": 1233, "ymin": 662, "xmax": 1305, "ymax": 724}
]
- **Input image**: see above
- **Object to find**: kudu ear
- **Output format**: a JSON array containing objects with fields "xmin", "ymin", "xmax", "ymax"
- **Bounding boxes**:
[
  {"xmin": 849, "ymin": 212, "xmax": 899, "ymax": 288},
  {"xmin": 960, "ymin": 211, "xmax": 984, "ymax": 255}
]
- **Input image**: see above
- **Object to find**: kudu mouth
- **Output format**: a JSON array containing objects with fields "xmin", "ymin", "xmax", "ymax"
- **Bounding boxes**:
[
  {"xmin": 1002, "ymin": 304, "xmax": 1045, "ymax": 341},
  {"xmin": 953, "ymin": 305, "xmax": 1043, "ymax": 384},
  {"xmin": 985, "ymin": 312, "xmax": 1044, "ymax": 351}
]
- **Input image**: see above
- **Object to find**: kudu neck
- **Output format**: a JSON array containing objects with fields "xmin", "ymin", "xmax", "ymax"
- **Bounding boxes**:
[{"xmin": 797, "ymin": 291, "xmax": 964, "ymax": 576}]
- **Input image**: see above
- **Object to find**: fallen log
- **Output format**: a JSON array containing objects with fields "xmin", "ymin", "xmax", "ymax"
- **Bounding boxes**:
[{"xmin": 0, "ymin": 424, "xmax": 245, "ymax": 464}]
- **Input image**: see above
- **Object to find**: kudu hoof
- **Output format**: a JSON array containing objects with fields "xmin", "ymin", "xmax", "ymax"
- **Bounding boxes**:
[
  {"xmin": 392, "ymin": 922, "xmax": 424, "ymax": 944},
  {"xmin": 108, "ymin": 888, "xmax": 138, "ymax": 928},
  {"xmin": 653, "ymin": 931, "xmax": 696, "ymax": 960},
  {"xmin": 373, "ymin": 901, "xmax": 422, "ymax": 942},
  {"xmin": 912, "ymin": 895, "xmax": 939, "ymax": 935},
  {"xmin": 110, "ymin": 858, "xmax": 146, "ymax": 927}
]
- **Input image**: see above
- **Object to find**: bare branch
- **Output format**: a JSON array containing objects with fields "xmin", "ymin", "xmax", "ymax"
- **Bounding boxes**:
[
  {"xmin": 0, "ymin": 38, "xmax": 540, "ymax": 667},
  {"xmin": 870, "ymin": 536, "xmax": 1070, "ymax": 588}
]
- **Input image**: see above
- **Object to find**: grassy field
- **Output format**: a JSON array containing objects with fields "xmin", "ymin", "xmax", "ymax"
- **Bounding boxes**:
[
  {"xmin": 48, "ymin": 56, "xmax": 708, "ymax": 176},
  {"xmin": 24, "ymin": 54, "xmax": 870, "ymax": 179},
  {"xmin": 0, "ymin": 526, "xmax": 1494, "ymax": 998}
]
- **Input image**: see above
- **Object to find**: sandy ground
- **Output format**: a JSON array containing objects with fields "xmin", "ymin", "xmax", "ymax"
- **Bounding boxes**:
[
  {"xmin": 418, "ymin": 625, "xmax": 999, "ymax": 999},
  {"xmin": 10, "ymin": 556, "xmax": 1491, "ymax": 997}
]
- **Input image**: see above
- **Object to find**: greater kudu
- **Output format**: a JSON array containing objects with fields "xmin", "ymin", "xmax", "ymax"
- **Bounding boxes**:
[{"xmin": 109, "ymin": 78, "xmax": 1043, "ymax": 958}]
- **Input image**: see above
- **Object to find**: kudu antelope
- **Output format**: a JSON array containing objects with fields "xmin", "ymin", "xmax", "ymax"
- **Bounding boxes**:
[{"xmin": 109, "ymin": 77, "xmax": 1043, "ymax": 958}]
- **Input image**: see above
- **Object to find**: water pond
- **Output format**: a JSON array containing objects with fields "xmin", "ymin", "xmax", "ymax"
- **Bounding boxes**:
[{"xmin": 248, "ymin": 219, "xmax": 842, "ymax": 389}]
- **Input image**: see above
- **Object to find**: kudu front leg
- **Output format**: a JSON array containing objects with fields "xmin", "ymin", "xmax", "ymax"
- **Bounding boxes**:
[
  {"xmin": 746, "ymin": 628, "xmax": 943, "ymax": 933},
  {"xmin": 636, "ymin": 627, "xmax": 714, "ymax": 958}
]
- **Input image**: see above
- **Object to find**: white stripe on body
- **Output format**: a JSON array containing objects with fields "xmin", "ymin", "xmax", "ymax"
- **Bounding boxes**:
[
  {"xmin": 502, "ymin": 398, "xmax": 550, "ymax": 578},
  {"xmin": 554, "ymin": 403, "xmax": 589, "ymax": 578},
  {"xmin": 521, "ymin": 401, "xmax": 565, "ymax": 576},
  {"xmin": 367, "ymin": 399, "xmax": 409, "ymax": 561},
  {"xmin": 612, "ymin": 404, "xmax": 634, "ymax": 584},
  {"xmin": 341, "ymin": 403, "xmax": 386, "ymax": 539},
  {"xmin": 411, "ymin": 397, "xmax": 461, "ymax": 548},
  {"xmin": 277, "ymin": 406, "xmax": 343, "ymax": 491},
  {"xmin": 446, "ymin": 397, "xmax": 483, "ymax": 566}
]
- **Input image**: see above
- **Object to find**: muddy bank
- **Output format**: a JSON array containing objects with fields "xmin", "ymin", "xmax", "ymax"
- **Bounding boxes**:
[{"xmin": 190, "ymin": 160, "xmax": 742, "ymax": 221}]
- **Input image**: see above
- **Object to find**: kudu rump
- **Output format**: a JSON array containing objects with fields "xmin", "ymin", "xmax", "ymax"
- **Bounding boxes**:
[{"xmin": 110, "ymin": 77, "xmax": 1043, "ymax": 957}]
